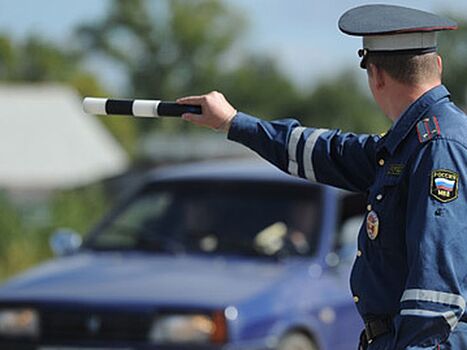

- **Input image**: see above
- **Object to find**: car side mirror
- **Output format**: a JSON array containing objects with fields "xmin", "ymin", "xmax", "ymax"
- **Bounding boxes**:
[{"xmin": 50, "ymin": 229, "xmax": 82, "ymax": 256}]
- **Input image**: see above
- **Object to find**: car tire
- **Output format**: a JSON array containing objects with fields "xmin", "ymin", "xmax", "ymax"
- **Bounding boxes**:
[{"xmin": 277, "ymin": 332, "xmax": 318, "ymax": 350}]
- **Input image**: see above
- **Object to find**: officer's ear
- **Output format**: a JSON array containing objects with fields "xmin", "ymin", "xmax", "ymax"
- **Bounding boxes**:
[
  {"xmin": 367, "ymin": 63, "xmax": 386, "ymax": 91},
  {"xmin": 436, "ymin": 54, "xmax": 443, "ymax": 76}
]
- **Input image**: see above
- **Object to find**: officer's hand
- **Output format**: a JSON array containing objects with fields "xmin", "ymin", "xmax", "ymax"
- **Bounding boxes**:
[{"xmin": 177, "ymin": 91, "xmax": 237, "ymax": 132}]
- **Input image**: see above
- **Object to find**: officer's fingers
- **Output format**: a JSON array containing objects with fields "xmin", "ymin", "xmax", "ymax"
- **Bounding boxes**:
[
  {"xmin": 176, "ymin": 95, "xmax": 206, "ymax": 105},
  {"xmin": 182, "ymin": 113, "xmax": 206, "ymax": 126},
  {"xmin": 181, "ymin": 113, "xmax": 197, "ymax": 121}
]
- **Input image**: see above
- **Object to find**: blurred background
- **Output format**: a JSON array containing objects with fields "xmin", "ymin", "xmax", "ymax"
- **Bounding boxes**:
[{"xmin": 0, "ymin": 0, "xmax": 465, "ymax": 281}]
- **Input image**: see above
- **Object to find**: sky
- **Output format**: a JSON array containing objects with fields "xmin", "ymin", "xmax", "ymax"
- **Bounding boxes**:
[{"xmin": 0, "ymin": 0, "xmax": 465, "ymax": 90}]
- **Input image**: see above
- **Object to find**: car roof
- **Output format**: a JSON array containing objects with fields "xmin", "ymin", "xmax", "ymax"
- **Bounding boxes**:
[{"xmin": 143, "ymin": 158, "xmax": 315, "ymax": 186}]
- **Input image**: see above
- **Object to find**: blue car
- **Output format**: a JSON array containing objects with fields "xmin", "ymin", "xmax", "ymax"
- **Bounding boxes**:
[{"xmin": 0, "ymin": 160, "xmax": 365, "ymax": 350}]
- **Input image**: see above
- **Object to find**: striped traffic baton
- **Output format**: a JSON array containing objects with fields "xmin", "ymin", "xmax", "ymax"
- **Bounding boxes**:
[{"xmin": 83, "ymin": 97, "xmax": 202, "ymax": 118}]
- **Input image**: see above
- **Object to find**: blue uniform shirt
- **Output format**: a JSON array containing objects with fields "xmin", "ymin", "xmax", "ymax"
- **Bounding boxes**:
[{"xmin": 227, "ymin": 85, "xmax": 467, "ymax": 349}]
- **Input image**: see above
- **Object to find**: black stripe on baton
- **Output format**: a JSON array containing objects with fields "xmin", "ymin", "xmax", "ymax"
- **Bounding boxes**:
[
  {"xmin": 157, "ymin": 102, "xmax": 202, "ymax": 116},
  {"xmin": 103, "ymin": 99, "xmax": 202, "ymax": 116},
  {"xmin": 106, "ymin": 99, "xmax": 134, "ymax": 115}
]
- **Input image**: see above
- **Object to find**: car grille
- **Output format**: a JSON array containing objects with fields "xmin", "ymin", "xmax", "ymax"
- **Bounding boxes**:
[{"xmin": 41, "ymin": 309, "xmax": 153, "ymax": 342}]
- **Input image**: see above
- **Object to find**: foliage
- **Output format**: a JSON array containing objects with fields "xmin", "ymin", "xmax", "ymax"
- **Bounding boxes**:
[
  {"xmin": 0, "ymin": 36, "xmax": 79, "ymax": 82},
  {"xmin": 300, "ymin": 72, "xmax": 389, "ymax": 133},
  {"xmin": 0, "ymin": 186, "xmax": 109, "ymax": 281},
  {"xmin": 439, "ymin": 18, "xmax": 467, "ymax": 108},
  {"xmin": 0, "ymin": 193, "xmax": 31, "ymax": 279},
  {"xmin": 50, "ymin": 185, "xmax": 109, "ymax": 235},
  {"xmin": 77, "ymin": 0, "xmax": 245, "ymax": 134},
  {"xmin": 218, "ymin": 56, "xmax": 303, "ymax": 119}
]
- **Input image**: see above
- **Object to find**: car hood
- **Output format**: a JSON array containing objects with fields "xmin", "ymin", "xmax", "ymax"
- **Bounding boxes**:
[{"xmin": 0, "ymin": 252, "xmax": 294, "ymax": 308}]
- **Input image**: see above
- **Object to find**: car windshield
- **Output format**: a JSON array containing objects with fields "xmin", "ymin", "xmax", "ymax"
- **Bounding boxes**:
[{"xmin": 86, "ymin": 181, "xmax": 322, "ymax": 258}]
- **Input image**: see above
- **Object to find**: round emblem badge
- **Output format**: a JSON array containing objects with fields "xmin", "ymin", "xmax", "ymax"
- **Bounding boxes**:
[{"xmin": 366, "ymin": 210, "xmax": 379, "ymax": 240}]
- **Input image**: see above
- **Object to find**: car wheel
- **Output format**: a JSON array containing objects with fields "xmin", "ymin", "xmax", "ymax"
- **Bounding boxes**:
[{"xmin": 277, "ymin": 332, "xmax": 318, "ymax": 350}]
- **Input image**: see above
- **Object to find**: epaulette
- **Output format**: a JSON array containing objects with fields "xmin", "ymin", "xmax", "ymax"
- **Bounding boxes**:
[{"xmin": 416, "ymin": 116, "xmax": 441, "ymax": 143}]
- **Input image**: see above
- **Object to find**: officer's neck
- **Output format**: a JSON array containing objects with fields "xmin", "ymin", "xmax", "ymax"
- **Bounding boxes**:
[{"xmin": 383, "ymin": 79, "xmax": 441, "ymax": 123}]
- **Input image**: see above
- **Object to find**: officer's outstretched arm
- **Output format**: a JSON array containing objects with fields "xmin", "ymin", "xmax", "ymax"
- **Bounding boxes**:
[
  {"xmin": 228, "ymin": 113, "xmax": 379, "ymax": 192},
  {"xmin": 392, "ymin": 139, "xmax": 467, "ymax": 349},
  {"xmin": 179, "ymin": 91, "xmax": 379, "ymax": 192}
]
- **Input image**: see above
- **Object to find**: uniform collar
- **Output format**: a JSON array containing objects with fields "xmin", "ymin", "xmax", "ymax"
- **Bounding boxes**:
[{"xmin": 378, "ymin": 84, "xmax": 450, "ymax": 155}]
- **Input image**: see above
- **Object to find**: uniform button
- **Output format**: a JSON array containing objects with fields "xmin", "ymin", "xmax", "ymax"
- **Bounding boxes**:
[
  {"xmin": 367, "ymin": 204, "xmax": 372, "ymax": 211},
  {"xmin": 353, "ymin": 296, "xmax": 360, "ymax": 303},
  {"xmin": 376, "ymin": 194, "xmax": 383, "ymax": 201},
  {"xmin": 378, "ymin": 159, "xmax": 385, "ymax": 166},
  {"xmin": 357, "ymin": 250, "xmax": 362, "ymax": 257}
]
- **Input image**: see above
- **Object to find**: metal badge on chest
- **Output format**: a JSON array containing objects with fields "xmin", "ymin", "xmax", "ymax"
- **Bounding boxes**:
[{"xmin": 366, "ymin": 210, "xmax": 380, "ymax": 240}]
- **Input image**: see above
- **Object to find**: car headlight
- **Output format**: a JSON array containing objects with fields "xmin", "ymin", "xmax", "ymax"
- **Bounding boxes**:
[
  {"xmin": 0, "ymin": 309, "xmax": 40, "ymax": 338},
  {"xmin": 148, "ymin": 312, "xmax": 227, "ymax": 344}
]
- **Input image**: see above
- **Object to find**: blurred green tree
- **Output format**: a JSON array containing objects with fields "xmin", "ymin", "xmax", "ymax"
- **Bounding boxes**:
[
  {"xmin": 0, "ymin": 186, "xmax": 109, "ymax": 280},
  {"xmin": 77, "ymin": 0, "xmax": 246, "ymax": 133},
  {"xmin": 218, "ymin": 56, "xmax": 303, "ymax": 119},
  {"xmin": 0, "ymin": 193, "xmax": 49, "ymax": 280},
  {"xmin": 300, "ymin": 72, "xmax": 389, "ymax": 133},
  {"xmin": 2, "ymin": 36, "xmax": 81, "ymax": 82},
  {"xmin": 439, "ymin": 18, "xmax": 467, "ymax": 109}
]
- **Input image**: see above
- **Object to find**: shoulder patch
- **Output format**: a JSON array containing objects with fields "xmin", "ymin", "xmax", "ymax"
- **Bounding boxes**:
[
  {"xmin": 416, "ymin": 116, "xmax": 441, "ymax": 143},
  {"xmin": 430, "ymin": 169, "xmax": 458, "ymax": 203}
]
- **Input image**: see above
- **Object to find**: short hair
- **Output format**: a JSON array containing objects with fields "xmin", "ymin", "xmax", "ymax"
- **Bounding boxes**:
[{"xmin": 366, "ymin": 52, "xmax": 441, "ymax": 85}]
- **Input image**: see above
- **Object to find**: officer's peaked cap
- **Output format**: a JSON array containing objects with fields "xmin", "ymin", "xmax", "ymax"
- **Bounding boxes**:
[{"xmin": 338, "ymin": 5, "xmax": 457, "ymax": 68}]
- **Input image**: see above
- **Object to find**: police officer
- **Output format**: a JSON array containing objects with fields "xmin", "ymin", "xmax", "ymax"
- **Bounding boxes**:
[{"xmin": 177, "ymin": 5, "xmax": 467, "ymax": 349}]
